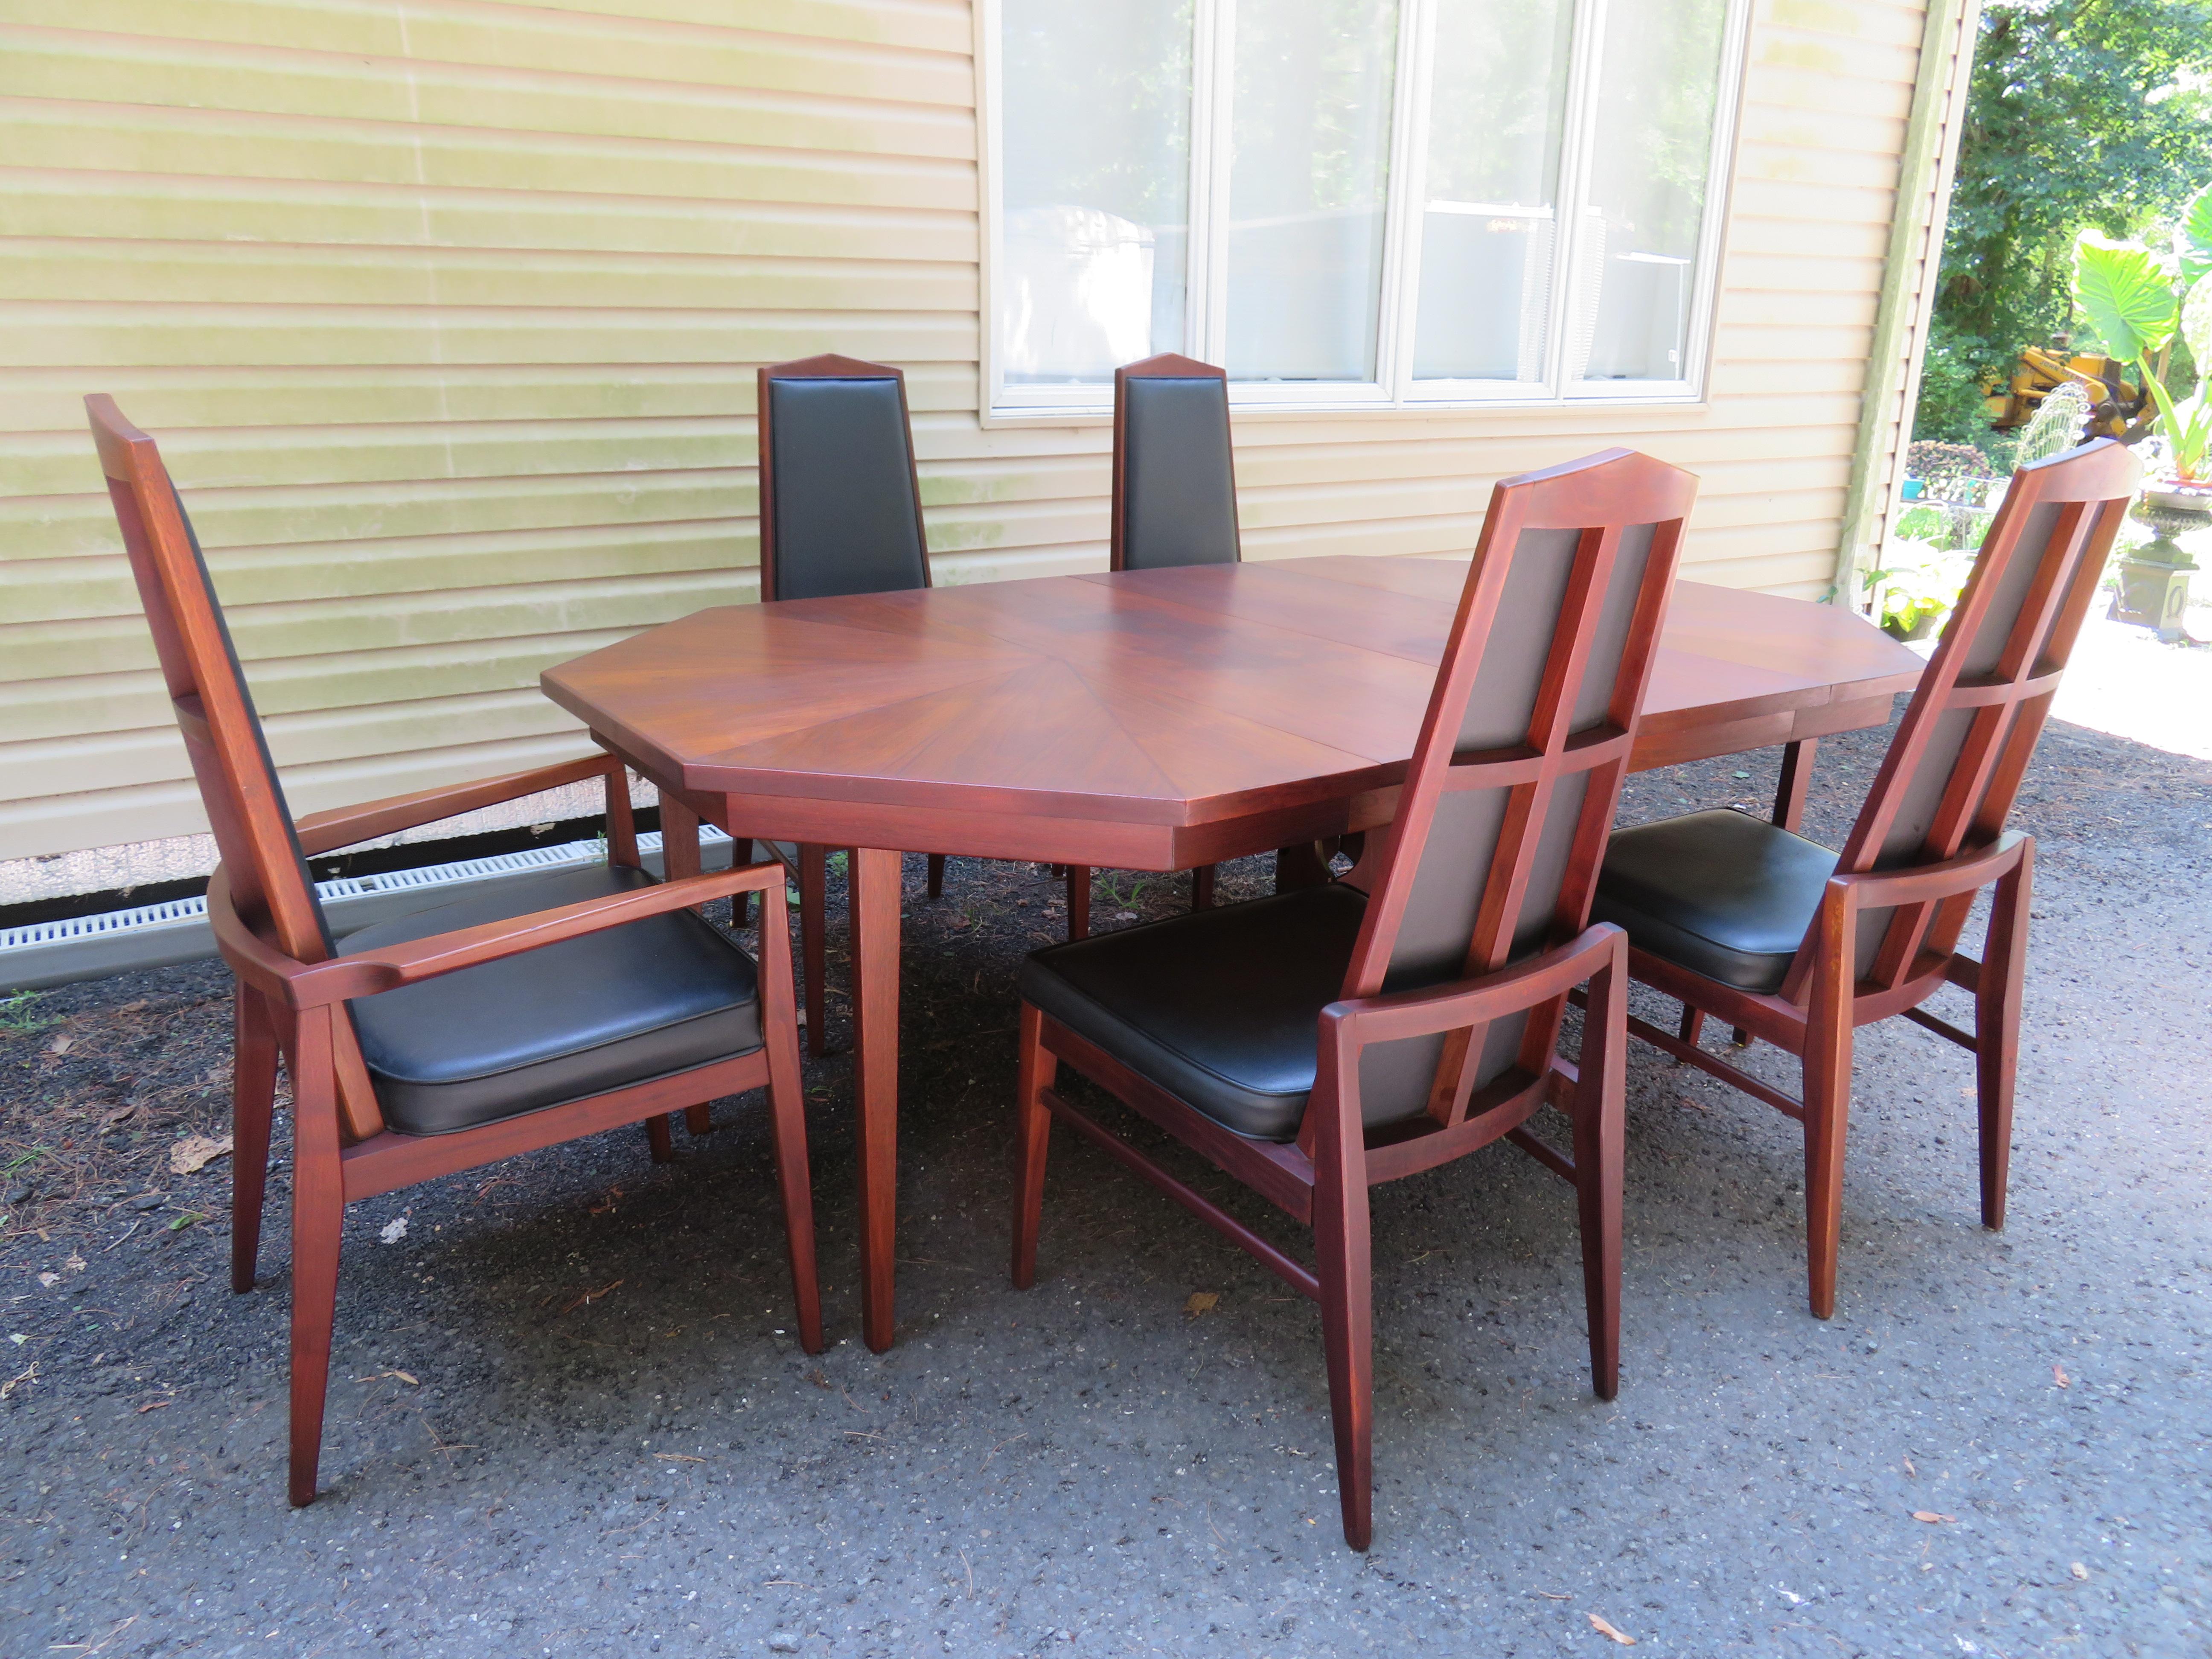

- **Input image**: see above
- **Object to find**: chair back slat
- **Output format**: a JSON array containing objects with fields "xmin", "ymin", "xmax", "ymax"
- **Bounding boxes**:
[
  {"xmin": 1802, "ymin": 439, "xmax": 2138, "ymax": 994},
  {"xmin": 1343, "ymin": 450, "xmax": 1695, "ymax": 1130},
  {"xmin": 757, "ymin": 354, "xmax": 932, "ymax": 601},
  {"xmin": 86, "ymin": 396, "xmax": 334, "ymax": 968},
  {"xmin": 1112, "ymin": 353, "xmax": 1240, "ymax": 572}
]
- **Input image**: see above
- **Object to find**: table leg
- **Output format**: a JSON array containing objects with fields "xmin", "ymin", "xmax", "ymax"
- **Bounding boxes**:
[
  {"xmin": 660, "ymin": 792, "xmax": 702, "ymax": 909},
  {"xmin": 850, "ymin": 847, "xmax": 903, "ymax": 1353},
  {"xmin": 1772, "ymin": 737, "xmax": 1817, "ymax": 832}
]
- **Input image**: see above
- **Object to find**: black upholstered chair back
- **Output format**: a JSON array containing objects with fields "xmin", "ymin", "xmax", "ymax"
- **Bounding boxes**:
[
  {"xmin": 1343, "ymin": 450, "xmax": 1696, "ymax": 1127},
  {"xmin": 757, "ymin": 354, "xmax": 932, "ymax": 602},
  {"xmin": 87, "ymin": 396, "xmax": 333, "ymax": 964},
  {"xmin": 1112, "ymin": 353, "xmax": 1240, "ymax": 573},
  {"xmin": 1820, "ymin": 438, "xmax": 2137, "ymax": 990}
]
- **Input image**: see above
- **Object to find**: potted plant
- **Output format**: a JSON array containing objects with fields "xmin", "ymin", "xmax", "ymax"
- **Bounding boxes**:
[{"xmin": 2071, "ymin": 186, "xmax": 2212, "ymax": 640}]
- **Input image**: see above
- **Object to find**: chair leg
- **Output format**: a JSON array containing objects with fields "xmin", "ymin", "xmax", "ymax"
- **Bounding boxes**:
[
  {"xmin": 684, "ymin": 1104, "xmax": 714, "ymax": 1137},
  {"xmin": 646, "ymin": 1115, "xmax": 675, "ymax": 1162},
  {"xmin": 1191, "ymin": 864, "xmax": 1216, "ymax": 911},
  {"xmin": 231, "ymin": 986, "xmax": 278, "ymax": 1294},
  {"xmin": 732, "ymin": 838, "xmax": 756, "ymax": 928},
  {"xmin": 1313, "ymin": 1116, "xmax": 1375, "ymax": 1552},
  {"xmin": 287, "ymin": 1008, "xmax": 343, "ymax": 1508},
  {"xmin": 757, "ymin": 885, "xmax": 824, "ymax": 1355},
  {"xmin": 1676, "ymin": 1004, "xmax": 1704, "ymax": 1048},
  {"xmin": 1009, "ymin": 1003, "xmax": 1057, "ymax": 1289},
  {"xmin": 1976, "ymin": 848, "xmax": 2032, "ymax": 1231},
  {"xmin": 1801, "ymin": 898, "xmax": 1857, "ymax": 1321},
  {"xmin": 798, "ymin": 844, "xmax": 829, "ymax": 1056},
  {"xmin": 1064, "ymin": 865, "xmax": 1090, "ymax": 941},
  {"xmin": 927, "ymin": 853, "xmax": 946, "ymax": 901},
  {"xmin": 1575, "ymin": 947, "xmax": 1627, "ymax": 1400}
]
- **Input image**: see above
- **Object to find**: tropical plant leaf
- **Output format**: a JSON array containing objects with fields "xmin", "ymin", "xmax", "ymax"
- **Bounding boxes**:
[
  {"xmin": 2179, "ymin": 184, "xmax": 2212, "ymax": 289},
  {"xmin": 2072, "ymin": 232, "xmax": 2177, "ymax": 361},
  {"xmin": 2183, "ymin": 279, "xmax": 2212, "ymax": 377}
]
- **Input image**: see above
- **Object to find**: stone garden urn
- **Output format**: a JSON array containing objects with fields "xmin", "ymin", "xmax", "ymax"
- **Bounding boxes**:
[{"xmin": 2113, "ymin": 480, "xmax": 2211, "ymax": 642}]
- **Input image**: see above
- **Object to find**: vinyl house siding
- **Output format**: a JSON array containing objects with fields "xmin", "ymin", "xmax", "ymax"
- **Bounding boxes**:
[{"xmin": 0, "ymin": 0, "xmax": 1969, "ymax": 870}]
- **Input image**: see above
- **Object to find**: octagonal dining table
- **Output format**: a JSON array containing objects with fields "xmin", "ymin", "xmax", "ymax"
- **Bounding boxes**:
[{"xmin": 543, "ymin": 553, "xmax": 1924, "ymax": 1352}]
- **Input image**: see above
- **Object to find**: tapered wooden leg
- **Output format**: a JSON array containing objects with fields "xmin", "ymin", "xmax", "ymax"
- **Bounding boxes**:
[
  {"xmin": 684, "ymin": 1104, "xmax": 713, "ymax": 1137},
  {"xmin": 1771, "ymin": 737, "xmax": 1817, "ymax": 831},
  {"xmin": 927, "ymin": 853, "xmax": 946, "ymax": 901},
  {"xmin": 1274, "ymin": 842, "xmax": 1331, "ymax": 894},
  {"xmin": 798, "ymin": 844, "xmax": 829, "ymax": 1057},
  {"xmin": 850, "ymin": 847, "xmax": 903, "ymax": 1353},
  {"xmin": 1191, "ymin": 864, "xmax": 1216, "ymax": 911},
  {"xmin": 1976, "ymin": 846, "xmax": 2032, "ymax": 1231},
  {"xmin": 231, "ymin": 985, "xmax": 278, "ymax": 1294},
  {"xmin": 732, "ymin": 838, "xmax": 756, "ymax": 927},
  {"xmin": 1574, "ymin": 941, "xmax": 1627, "ymax": 1399},
  {"xmin": 646, "ymin": 1114, "xmax": 675, "ymax": 1162},
  {"xmin": 287, "ymin": 1007, "xmax": 343, "ymax": 1508},
  {"xmin": 1064, "ymin": 865, "xmax": 1090, "ymax": 941},
  {"xmin": 1676, "ymin": 1004, "xmax": 1704, "ymax": 1047},
  {"xmin": 1313, "ymin": 1131, "xmax": 1375, "ymax": 1551},
  {"xmin": 754, "ymin": 882, "xmax": 824, "ymax": 1354},
  {"xmin": 1009, "ymin": 1003, "xmax": 1057, "ymax": 1289},
  {"xmin": 1801, "ymin": 888, "xmax": 1857, "ymax": 1320},
  {"xmin": 660, "ymin": 791, "xmax": 702, "ymax": 911}
]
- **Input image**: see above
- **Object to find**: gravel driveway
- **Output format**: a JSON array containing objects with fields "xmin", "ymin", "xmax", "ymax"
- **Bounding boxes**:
[{"xmin": 3, "ymin": 709, "xmax": 2206, "ymax": 1658}]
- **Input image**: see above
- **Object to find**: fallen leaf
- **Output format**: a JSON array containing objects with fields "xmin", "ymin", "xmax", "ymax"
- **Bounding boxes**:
[
  {"xmin": 1676, "ymin": 1095, "xmax": 1708, "ymax": 1113},
  {"xmin": 807, "ymin": 1370, "xmax": 831, "ymax": 1389},
  {"xmin": 169, "ymin": 1135, "xmax": 233, "ymax": 1176},
  {"xmin": 1912, "ymin": 1511, "xmax": 1956, "ymax": 1524},
  {"xmin": 136, "ymin": 1398, "xmax": 171, "ymax": 1413},
  {"xmin": 390, "ymin": 1370, "xmax": 418, "ymax": 1386},
  {"xmin": 1589, "ymin": 1612, "xmax": 1637, "ymax": 1645},
  {"xmin": 2053, "ymin": 1364, "xmax": 2069, "ymax": 1388},
  {"xmin": 64, "ymin": 1253, "xmax": 85, "ymax": 1272},
  {"xmin": 47, "ymin": 1033, "xmax": 73, "ymax": 1056},
  {"xmin": 37, "ymin": 1272, "xmax": 58, "ymax": 1289},
  {"xmin": 2070, "ymin": 1562, "xmax": 2088, "ymax": 1580},
  {"xmin": 1184, "ymin": 1291, "xmax": 1220, "ymax": 1317},
  {"xmin": 378, "ymin": 1217, "xmax": 409, "ymax": 1245},
  {"xmin": 1903, "ymin": 1456, "xmax": 1916, "ymax": 1477}
]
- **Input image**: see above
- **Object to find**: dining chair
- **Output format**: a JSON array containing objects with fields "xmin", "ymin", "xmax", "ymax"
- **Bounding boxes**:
[
  {"xmin": 667, "ymin": 354, "xmax": 1092, "ymax": 1054},
  {"xmin": 1590, "ymin": 437, "xmax": 2140, "ymax": 1319},
  {"xmin": 88, "ymin": 395, "xmax": 822, "ymax": 1506},
  {"xmin": 1106, "ymin": 352, "xmax": 1241, "ymax": 915},
  {"xmin": 1010, "ymin": 448, "xmax": 1698, "ymax": 1549}
]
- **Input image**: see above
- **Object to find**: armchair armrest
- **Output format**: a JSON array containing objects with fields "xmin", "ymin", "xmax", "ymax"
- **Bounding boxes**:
[
  {"xmin": 1318, "ymin": 923, "xmax": 1626, "ymax": 1051},
  {"xmin": 295, "ymin": 753, "xmax": 622, "ymax": 856},
  {"xmin": 211, "ymin": 859, "xmax": 791, "ymax": 1010},
  {"xmin": 1825, "ymin": 830, "xmax": 2029, "ymax": 911}
]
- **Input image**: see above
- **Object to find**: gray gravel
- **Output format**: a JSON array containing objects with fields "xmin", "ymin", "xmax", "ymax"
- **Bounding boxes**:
[{"xmin": 2, "ymin": 709, "xmax": 2207, "ymax": 1657}]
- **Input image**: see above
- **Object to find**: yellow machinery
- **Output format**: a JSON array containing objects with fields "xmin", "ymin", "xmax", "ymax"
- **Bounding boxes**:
[{"xmin": 1985, "ymin": 348, "xmax": 2145, "ymax": 436}]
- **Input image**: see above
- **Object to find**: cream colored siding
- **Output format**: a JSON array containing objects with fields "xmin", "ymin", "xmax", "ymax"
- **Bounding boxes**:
[{"xmin": 0, "ymin": 0, "xmax": 1951, "ymax": 867}]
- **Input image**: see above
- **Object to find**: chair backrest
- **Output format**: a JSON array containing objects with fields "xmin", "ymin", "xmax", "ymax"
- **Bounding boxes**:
[
  {"xmin": 85, "ymin": 395, "xmax": 334, "ymax": 969},
  {"xmin": 1805, "ymin": 436, "xmax": 2140, "ymax": 994},
  {"xmin": 757, "ymin": 353, "xmax": 932, "ymax": 601},
  {"xmin": 1344, "ymin": 449, "xmax": 1696, "ymax": 1128},
  {"xmin": 1112, "ymin": 353, "xmax": 1240, "ymax": 572}
]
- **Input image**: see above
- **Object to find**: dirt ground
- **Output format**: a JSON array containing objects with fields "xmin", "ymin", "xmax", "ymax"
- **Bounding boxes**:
[{"xmin": 2, "ymin": 695, "xmax": 2208, "ymax": 1657}]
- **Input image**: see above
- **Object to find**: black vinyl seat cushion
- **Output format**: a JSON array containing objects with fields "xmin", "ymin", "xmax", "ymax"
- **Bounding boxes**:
[
  {"xmin": 1018, "ymin": 884, "xmax": 1369, "ymax": 1143},
  {"xmin": 1591, "ymin": 809, "xmax": 1839, "ymax": 995},
  {"xmin": 338, "ymin": 865, "xmax": 763, "ymax": 1137}
]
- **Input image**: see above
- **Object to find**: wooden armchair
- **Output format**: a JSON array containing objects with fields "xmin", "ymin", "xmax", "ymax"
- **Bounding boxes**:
[
  {"xmin": 1590, "ymin": 437, "xmax": 2141, "ymax": 1318},
  {"xmin": 88, "ymin": 395, "xmax": 822, "ymax": 1506},
  {"xmin": 1011, "ymin": 449, "xmax": 1697, "ymax": 1548}
]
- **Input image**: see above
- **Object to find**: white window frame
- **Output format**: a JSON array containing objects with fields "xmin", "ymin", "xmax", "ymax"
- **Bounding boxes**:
[{"xmin": 975, "ymin": 0, "xmax": 1753, "ymax": 423}]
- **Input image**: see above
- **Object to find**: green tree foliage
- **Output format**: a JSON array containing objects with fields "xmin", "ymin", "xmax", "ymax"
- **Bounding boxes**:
[{"xmin": 1915, "ymin": 0, "xmax": 2212, "ymax": 445}]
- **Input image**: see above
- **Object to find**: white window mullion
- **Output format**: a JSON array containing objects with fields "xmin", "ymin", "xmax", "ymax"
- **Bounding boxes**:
[
  {"xmin": 1546, "ymin": 0, "xmax": 1608, "ymax": 400},
  {"xmin": 1378, "ymin": 0, "xmax": 1435, "ymax": 403},
  {"xmin": 1190, "ymin": 0, "xmax": 1236, "ymax": 366}
]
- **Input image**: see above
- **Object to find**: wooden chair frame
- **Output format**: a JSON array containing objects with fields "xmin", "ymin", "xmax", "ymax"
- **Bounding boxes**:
[
  {"xmin": 89, "ymin": 396, "xmax": 823, "ymax": 1506},
  {"xmin": 1617, "ymin": 438, "xmax": 2139, "ymax": 1318},
  {"xmin": 1013, "ymin": 448, "xmax": 1697, "ymax": 1548}
]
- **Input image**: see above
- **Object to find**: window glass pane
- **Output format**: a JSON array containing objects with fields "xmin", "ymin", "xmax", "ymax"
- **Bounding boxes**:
[
  {"xmin": 1224, "ymin": 0, "xmax": 1398, "ymax": 382},
  {"xmin": 1574, "ymin": 0, "xmax": 1730, "ymax": 383},
  {"xmin": 999, "ymin": 0, "xmax": 1193, "ymax": 385},
  {"xmin": 1412, "ymin": 0, "xmax": 1574, "ymax": 382}
]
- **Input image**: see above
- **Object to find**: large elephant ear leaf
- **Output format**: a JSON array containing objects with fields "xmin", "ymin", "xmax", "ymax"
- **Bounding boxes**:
[
  {"xmin": 2179, "ymin": 184, "xmax": 2212, "ymax": 289},
  {"xmin": 2183, "ymin": 277, "xmax": 2212, "ymax": 378},
  {"xmin": 2072, "ymin": 231, "xmax": 2175, "ymax": 362}
]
